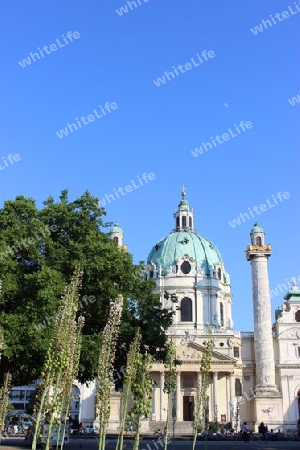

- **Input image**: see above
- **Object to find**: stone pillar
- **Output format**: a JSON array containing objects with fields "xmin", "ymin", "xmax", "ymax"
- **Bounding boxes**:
[
  {"xmin": 246, "ymin": 226, "xmax": 282, "ymax": 427},
  {"xmin": 251, "ymin": 258, "xmax": 277, "ymax": 392},
  {"xmin": 246, "ymin": 233, "xmax": 278, "ymax": 395},
  {"xmin": 160, "ymin": 371, "xmax": 164, "ymax": 420},
  {"xmin": 176, "ymin": 371, "xmax": 181, "ymax": 421},
  {"xmin": 213, "ymin": 372, "xmax": 218, "ymax": 421}
]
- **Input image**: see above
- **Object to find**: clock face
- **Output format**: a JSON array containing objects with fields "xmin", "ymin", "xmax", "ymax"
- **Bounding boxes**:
[{"xmin": 181, "ymin": 261, "xmax": 191, "ymax": 274}]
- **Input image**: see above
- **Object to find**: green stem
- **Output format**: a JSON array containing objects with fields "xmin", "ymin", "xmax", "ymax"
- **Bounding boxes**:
[
  {"xmin": 45, "ymin": 372, "xmax": 62, "ymax": 450},
  {"xmin": 60, "ymin": 398, "xmax": 71, "ymax": 450},
  {"xmin": 116, "ymin": 379, "xmax": 131, "ymax": 450},
  {"xmin": 164, "ymin": 393, "xmax": 171, "ymax": 450},
  {"xmin": 132, "ymin": 415, "xmax": 141, "ymax": 450},
  {"xmin": 32, "ymin": 373, "xmax": 52, "ymax": 450}
]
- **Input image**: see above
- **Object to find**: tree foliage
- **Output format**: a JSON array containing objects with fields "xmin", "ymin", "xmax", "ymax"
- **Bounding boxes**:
[{"xmin": 0, "ymin": 191, "xmax": 174, "ymax": 386}]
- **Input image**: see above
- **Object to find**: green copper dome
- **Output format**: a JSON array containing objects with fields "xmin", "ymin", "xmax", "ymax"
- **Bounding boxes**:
[
  {"xmin": 179, "ymin": 200, "xmax": 189, "ymax": 210},
  {"xmin": 110, "ymin": 223, "xmax": 123, "ymax": 234},
  {"xmin": 147, "ymin": 230, "xmax": 224, "ymax": 276},
  {"xmin": 251, "ymin": 222, "xmax": 263, "ymax": 233}
]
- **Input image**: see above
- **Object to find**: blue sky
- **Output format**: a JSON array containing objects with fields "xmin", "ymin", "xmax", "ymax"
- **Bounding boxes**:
[{"xmin": 1, "ymin": 0, "xmax": 299, "ymax": 332}]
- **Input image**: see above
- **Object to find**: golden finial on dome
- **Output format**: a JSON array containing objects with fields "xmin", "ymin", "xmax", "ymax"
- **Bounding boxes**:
[{"xmin": 181, "ymin": 185, "xmax": 186, "ymax": 199}]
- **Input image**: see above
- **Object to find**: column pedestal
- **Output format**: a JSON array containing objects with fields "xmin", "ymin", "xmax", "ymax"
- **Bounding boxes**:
[{"xmin": 252, "ymin": 395, "xmax": 283, "ymax": 431}]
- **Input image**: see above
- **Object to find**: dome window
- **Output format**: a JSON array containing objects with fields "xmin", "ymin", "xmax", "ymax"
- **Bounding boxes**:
[
  {"xmin": 181, "ymin": 297, "xmax": 192, "ymax": 322},
  {"xmin": 189, "ymin": 217, "xmax": 192, "ymax": 228},
  {"xmin": 295, "ymin": 310, "xmax": 300, "ymax": 322},
  {"xmin": 256, "ymin": 236, "xmax": 262, "ymax": 246},
  {"xmin": 217, "ymin": 268, "xmax": 221, "ymax": 280},
  {"xmin": 113, "ymin": 236, "xmax": 119, "ymax": 245},
  {"xmin": 149, "ymin": 270, "xmax": 154, "ymax": 279},
  {"xmin": 182, "ymin": 216, "xmax": 187, "ymax": 228},
  {"xmin": 181, "ymin": 261, "xmax": 191, "ymax": 274},
  {"xmin": 176, "ymin": 217, "xmax": 179, "ymax": 228}
]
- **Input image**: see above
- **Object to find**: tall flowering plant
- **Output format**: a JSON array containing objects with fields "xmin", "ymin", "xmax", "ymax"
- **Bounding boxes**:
[
  {"xmin": 96, "ymin": 294, "xmax": 123, "ymax": 450},
  {"xmin": 0, "ymin": 371, "xmax": 11, "ymax": 434},
  {"xmin": 192, "ymin": 335, "xmax": 213, "ymax": 450},
  {"xmin": 129, "ymin": 352, "xmax": 154, "ymax": 450},
  {"xmin": 163, "ymin": 338, "xmax": 177, "ymax": 450},
  {"xmin": 116, "ymin": 328, "xmax": 141, "ymax": 450},
  {"xmin": 32, "ymin": 267, "xmax": 83, "ymax": 450}
]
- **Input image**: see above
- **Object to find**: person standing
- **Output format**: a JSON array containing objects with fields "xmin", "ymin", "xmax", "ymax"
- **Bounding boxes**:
[
  {"xmin": 258, "ymin": 422, "xmax": 267, "ymax": 441},
  {"xmin": 241, "ymin": 422, "xmax": 249, "ymax": 442}
]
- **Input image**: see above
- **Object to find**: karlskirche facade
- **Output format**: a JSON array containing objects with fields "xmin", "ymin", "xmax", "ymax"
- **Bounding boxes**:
[
  {"xmin": 9, "ymin": 191, "xmax": 300, "ymax": 433},
  {"xmin": 106, "ymin": 190, "xmax": 300, "ymax": 433}
]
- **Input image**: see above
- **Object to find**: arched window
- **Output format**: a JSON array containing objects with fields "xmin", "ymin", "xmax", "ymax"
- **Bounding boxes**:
[
  {"xmin": 181, "ymin": 297, "xmax": 192, "ymax": 322},
  {"xmin": 235, "ymin": 378, "xmax": 242, "ymax": 396},
  {"xmin": 189, "ymin": 217, "xmax": 192, "ymax": 228},
  {"xmin": 149, "ymin": 270, "xmax": 154, "ymax": 279},
  {"xmin": 217, "ymin": 268, "xmax": 221, "ymax": 280},
  {"xmin": 176, "ymin": 217, "xmax": 179, "ymax": 228},
  {"xmin": 113, "ymin": 236, "xmax": 119, "ymax": 245},
  {"xmin": 182, "ymin": 216, "xmax": 187, "ymax": 228},
  {"xmin": 295, "ymin": 310, "xmax": 300, "ymax": 322},
  {"xmin": 256, "ymin": 236, "xmax": 262, "ymax": 246},
  {"xmin": 220, "ymin": 302, "xmax": 224, "ymax": 327}
]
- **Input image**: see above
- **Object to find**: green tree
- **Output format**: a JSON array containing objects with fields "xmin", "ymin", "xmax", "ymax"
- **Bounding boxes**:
[{"xmin": 0, "ymin": 191, "xmax": 174, "ymax": 387}]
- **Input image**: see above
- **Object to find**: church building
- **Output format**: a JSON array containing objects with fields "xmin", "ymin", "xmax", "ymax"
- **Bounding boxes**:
[
  {"xmin": 108, "ymin": 189, "xmax": 300, "ymax": 433},
  {"xmin": 8, "ymin": 191, "xmax": 300, "ymax": 434}
]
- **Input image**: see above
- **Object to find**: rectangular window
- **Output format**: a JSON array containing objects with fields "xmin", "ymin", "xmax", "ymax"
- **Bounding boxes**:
[
  {"xmin": 182, "ymin": 373, "xmax": 196, "ymax": 388},
  {"xmin": 182, "ymin": 216, "xmax": 187, "ymax": 228},
  {"xmin": 25, "ymin": 390, "xmax": 36, "ymax": 400},
  {"xmin": 298, "ymin": 346, "xmax": 300, "ymax": 357},
  {"xmin": 9, "ymin": 390, "xmax": 25, "ymax": 401},
  {"xmin": 234, "ymin": 346, "xmax": 239, "ymax": 357},
  {"xmin": 10, "ymin": 402, "xmax": 25, "ymax": 411},
  {"xmin": 235, "ymin": 378, "xmax": 242, "ymax": 396}
]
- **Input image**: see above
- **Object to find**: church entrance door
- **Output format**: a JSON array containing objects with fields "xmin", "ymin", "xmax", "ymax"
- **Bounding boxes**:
[{"xmin": 183, "ymin": 396, "xmax": 194, "ymax": 421}]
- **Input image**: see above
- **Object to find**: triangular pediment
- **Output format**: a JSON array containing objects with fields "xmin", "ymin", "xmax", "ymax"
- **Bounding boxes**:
[{"xmin": 176, "ymin": 341, "xmax": 237, "ymax": 364}]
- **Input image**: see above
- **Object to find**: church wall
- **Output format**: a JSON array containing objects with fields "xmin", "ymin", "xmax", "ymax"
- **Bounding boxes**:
[{"xmin": 240, "ymin": 334, "xmax": 255, "ymax": 364}]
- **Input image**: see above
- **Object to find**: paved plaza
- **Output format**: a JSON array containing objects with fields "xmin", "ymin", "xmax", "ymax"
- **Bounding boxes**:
[{"xmin": 1, "ymin": 437, "xmax": 300, "ymax": 450}]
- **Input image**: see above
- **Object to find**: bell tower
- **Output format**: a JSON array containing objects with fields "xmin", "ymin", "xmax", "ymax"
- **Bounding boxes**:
[{"xmin": 173, "ymin": 186, "xmax": 194, "ymax": 231}]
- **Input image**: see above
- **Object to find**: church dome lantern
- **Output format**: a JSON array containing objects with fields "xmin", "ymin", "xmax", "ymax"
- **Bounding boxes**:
[{"xmin": 147, "ymin": 188, "xmax": 229, "ymax": 280}]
